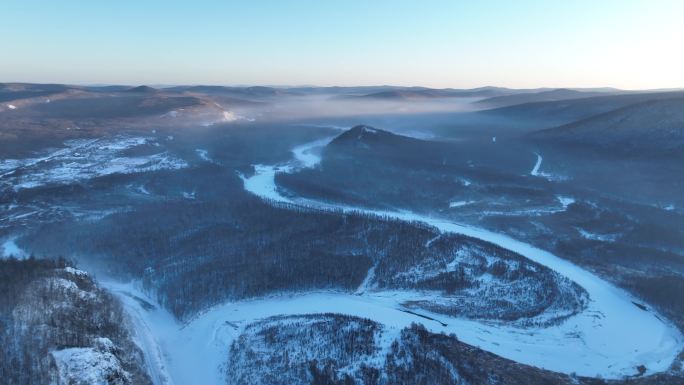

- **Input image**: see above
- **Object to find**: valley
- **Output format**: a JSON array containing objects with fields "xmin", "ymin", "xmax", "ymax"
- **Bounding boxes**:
[{"xmin": 2, "ymin": 83, "xmax": 684, "ymax": 385}]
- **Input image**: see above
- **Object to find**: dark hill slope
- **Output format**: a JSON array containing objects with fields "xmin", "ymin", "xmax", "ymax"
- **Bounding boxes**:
[
  {"xmin": 337, "ymin": 87, "xmax": 517, "ymax": 100},
  {"xmin": 278, "ymin": 125, "xmax": 558, "ymax": 212},
  {"xmin": 485, "ymin": 90, "xmax": 684, "ymax": 124},
  {"xmin": 477, "ymin": 88, "xmax": 613, "ymax": 108},
  {"xmin": 327, "ymin": 124, "xmax": 456, "ymax": 167},
  {"xmin": 125, "ymin": 85, "xmax": 159, "ymax": 93},
  {"xmin": 532, "ymin": 97, "xmax": 684, "ymax": 156},
  {"xmin": 0, "ymin": 83, "xmax": 75, "ymax": 103}
]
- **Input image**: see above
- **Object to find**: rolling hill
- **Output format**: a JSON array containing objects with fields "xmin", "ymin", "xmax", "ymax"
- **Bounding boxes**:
[
  {"xmin": 476, "ymin": 88, "xmax": 617, "ymax": 108},
  {"xmin": 532, "ymin": 97, "xmax": 684, "ymax": 156},
  {"xmin": 485, "ymin": 90, "xmax": 684, "ymax": 124}
]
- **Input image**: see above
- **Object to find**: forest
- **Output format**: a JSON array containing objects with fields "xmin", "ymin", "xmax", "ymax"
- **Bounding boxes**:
[
  {"xmin": 20, "ymin": 170, "xmax": 584, "ymax": 324},
  {"xmin": 0, "ymin": 257, "xmax": 151, "ymax": 385},
  {"xmin": 225, "ymin": 315, "xmax": 684, "ymax": 385}
]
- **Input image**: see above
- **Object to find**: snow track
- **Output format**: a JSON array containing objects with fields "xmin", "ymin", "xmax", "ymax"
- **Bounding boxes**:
[{"xmin": 531, "ymin": 152, "xmax": 543, "ymax": 176}]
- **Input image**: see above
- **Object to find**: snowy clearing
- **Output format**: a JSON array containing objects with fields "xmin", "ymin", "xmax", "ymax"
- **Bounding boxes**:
[
  {"xmin": 1, "ymin": 236, "xmax": 27, "ymax": 259},
  {"xmin": 0, "ymin": 136, "xmax": 187, "ymax": 190}
]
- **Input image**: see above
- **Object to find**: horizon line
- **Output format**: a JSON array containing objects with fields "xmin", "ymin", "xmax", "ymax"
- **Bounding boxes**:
[{"xmin": 3, "ymin": 80, "xmax": 684, "ymax": 92}]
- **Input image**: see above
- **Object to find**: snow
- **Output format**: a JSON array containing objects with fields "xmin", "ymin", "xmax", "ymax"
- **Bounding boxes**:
[
  {"xmin": 237, "ymin": 165, "xmax": 293, "ymax": 204},
  {"xmin": 557, "ymin": 195, "xmax": 575, "ymax": 209},
  {"xmin": 42, "ymin": 276, "xmax": 96, "ymax": 300},
  {"xmin": 195, "ymin": 149, "xmax": 211, "ymax": 162},
  {"xmin": 1, "ymin": 237, "xmax": 27, "ymax": 259},
  {"xmin": 355, "ymin": 265, "xmax": 377, "ymax": 294},
  {"xmin": 577, "ymin": 228, "xmax": 619, "ymax": 242},
  {"xmin": 236, "ymin": 137, "xmax": 684, "ymax": 379},
  {"xmin": 64, "ymin": 266, "xmax": 89, "ymax": 277},
  {"xmin": 103, "ymin": 281, "xmax": 175, "ymax": 385},
  {"xmin": 90, "ymin": 137, "xmax": 682, "ymax": 384},
  {"xmin": 236, "ymin": 137, "xmax": 334, "ymax": 204},
  {"xmin": 51, "ymin": 338, "xmax": 127, "ymax": 385},
  {"xmin": 424, "ymin": 234, "xmax": 441, "ymax": 247},
  {"xmin": 105, "ymin": 278, "xmax": 678, "ymax": 385},
  {"xmin": 449, "ymin": 200, "xmax": 475, "ymax": 208},
  {"xmin": 222, "ymin": 111, "xmax": 237, "ymax": 122},
  {"xmin": 291, "ymin": 136, "xmax": 336, "ymax": 168},
  {"xmin": 0, "ymin": 136, "xmax": 187, "ymax": 190},
  {"xmin": 530, "ymin": 152, "xmax": 569, "ymax": 181},
  {"xmin": 137, "ymin": 185, "xmax": 151, "ymax": 195},
  {"xmin": 50, "ymin": 277, "xmax": 79, "ymax": 291},
  {"xmin": 531, "ymin": 152, "xmax": 543, "ymax": 176}
]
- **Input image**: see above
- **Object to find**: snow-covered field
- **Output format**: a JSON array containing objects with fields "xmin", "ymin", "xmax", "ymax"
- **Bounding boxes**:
[
  {"xmin": 106, "ymin": 137, "xmax": 682, "ymax": 385},
  {"xmin": 0, "ymin": 136, "xmax": 187, "ymax": 190}
]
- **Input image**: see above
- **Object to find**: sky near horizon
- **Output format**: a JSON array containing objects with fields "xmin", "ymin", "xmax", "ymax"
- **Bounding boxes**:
[{"xmin": 1, "ymin": 0, "xmax": 683, "ymax": 89}]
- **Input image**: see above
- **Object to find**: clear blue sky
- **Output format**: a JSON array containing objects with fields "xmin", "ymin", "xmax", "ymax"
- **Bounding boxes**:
[{"xmin": 2, "ymin": 0, "xmax": 682, "ymax": 89}]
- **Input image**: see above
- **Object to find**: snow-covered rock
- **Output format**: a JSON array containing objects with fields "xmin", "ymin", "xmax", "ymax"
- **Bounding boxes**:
[{"xmin": 51, "ymin": 338, "xmax": 129, "ymax": 385}]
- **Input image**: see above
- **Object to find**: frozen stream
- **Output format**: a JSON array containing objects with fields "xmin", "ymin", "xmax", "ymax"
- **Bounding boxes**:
[{"xmin": 111, "ymin": 137, "xmax": 682, "ymax": 384}]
